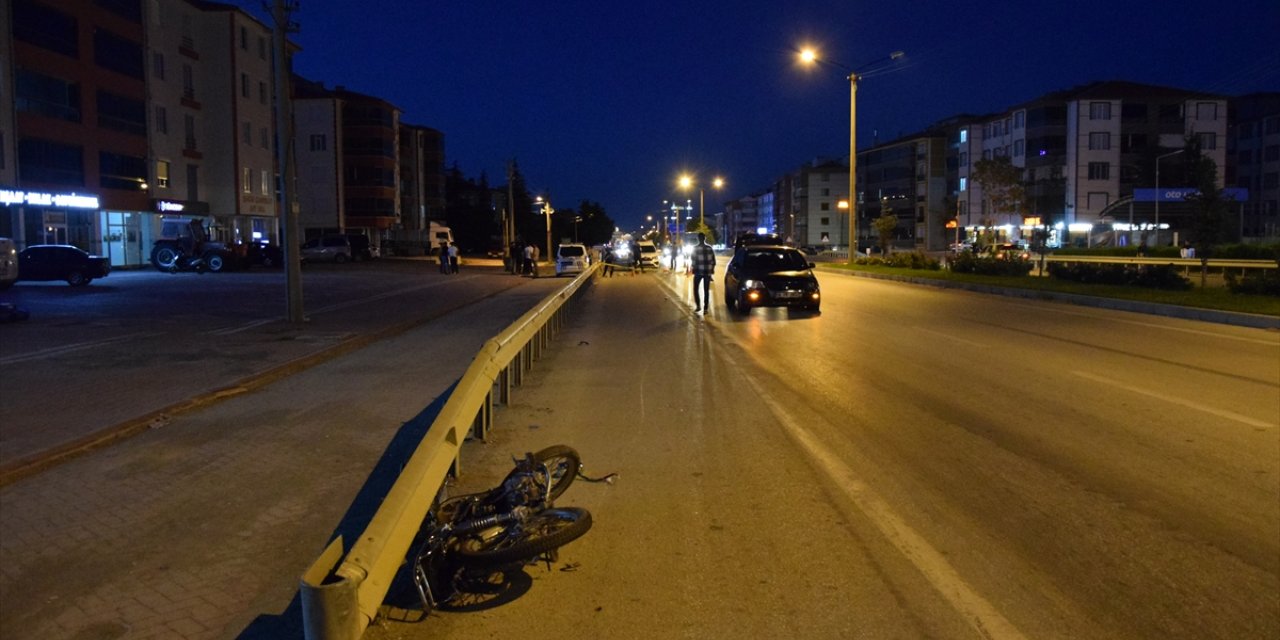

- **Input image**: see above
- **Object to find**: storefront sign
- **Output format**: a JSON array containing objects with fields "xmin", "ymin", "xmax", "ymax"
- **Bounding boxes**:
[
  {"xmin": 0, "ymin": 188, "xmax": 100, "ymax": 209},
  {"xmin": 1133, "ymin": 188, "xmax": 1249, "ymax": 202},
  {"xmin": 156, "ymin": 200, "xmax": 186, "ymax": 212}
]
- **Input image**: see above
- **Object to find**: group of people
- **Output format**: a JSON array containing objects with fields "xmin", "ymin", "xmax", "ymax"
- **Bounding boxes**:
[
  {"xmin": 438, "ymin": 242, "xmax": 460, "ymax": 274},
  {"xmin": 601, "ymin": 242, "xmax": 640, "ymax": 277},
  {"xmin": 598, "ymin": 233, "xmax": 716, "ymax": 315},
  {"xmin": 509, "ymin": 241, "xmax": 541, "ymax": 277}
]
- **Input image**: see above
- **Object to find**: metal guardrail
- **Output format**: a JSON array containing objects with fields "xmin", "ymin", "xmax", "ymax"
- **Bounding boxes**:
[
  {"xmin": 300, "ymin": 266, "xmax": 598, "ymax": 639},
  {"xmin": 1041, "ymin": 255, "xmax": 1278, "ymax": 270}
]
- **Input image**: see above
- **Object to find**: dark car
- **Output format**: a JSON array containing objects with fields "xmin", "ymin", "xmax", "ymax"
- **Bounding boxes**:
[
  {"xmin": 724, "ymin": 245, "xmax": 820, "ymax": 313},
  {"xmin": 244, "ymin": 240, "xmax": 284, "ymax": 268},
  {"xmin": 734, "ymin": 232, "xmax": 785, "ymax": 250},
  {"xmin": 17, "ymin": 245, "xmax": 111, "ymax": 286}
]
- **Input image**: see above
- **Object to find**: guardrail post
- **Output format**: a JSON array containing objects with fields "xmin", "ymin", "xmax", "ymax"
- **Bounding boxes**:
[
  {"xmin": 300, "ymin": 537, "xmax": 360, "ymax": 640},
  {"xmin": 498, "ymin": 366, "xmax": 511, "ymax": 405}
]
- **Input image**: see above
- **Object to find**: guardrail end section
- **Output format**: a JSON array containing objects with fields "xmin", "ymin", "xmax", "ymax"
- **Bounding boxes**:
[{"xmin": 301, "ymin": 536, "xmax": 363, "ymax": 640}]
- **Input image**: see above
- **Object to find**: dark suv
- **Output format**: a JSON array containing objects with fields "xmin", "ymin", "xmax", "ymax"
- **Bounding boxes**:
[{"xmin": 724, "ymin": 245, "xmax": 820, "ymax": 313}]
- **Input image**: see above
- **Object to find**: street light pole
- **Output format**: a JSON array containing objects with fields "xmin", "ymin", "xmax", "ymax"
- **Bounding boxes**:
[{"xmin": 1154, "ymin": 149, "xmax": 1184, "ymax": 246}]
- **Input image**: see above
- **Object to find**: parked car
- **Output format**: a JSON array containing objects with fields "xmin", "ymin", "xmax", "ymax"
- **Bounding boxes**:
[
  {"xmin": 300, "ymin": 235, "xmax": 353, "ymax": 263},
  {"xmin": 16, "ymin": 245, "xmax": 111, "ymax": 286},
  {"xmin": 0, "ymin": 238, "xmax": 17, "ymax": 290},
  {"xmin": 555, "ymin": 243, "xmax": 590, "ymax": 276},
  {"xmin": 243, "ymin": 240, "xmax": 284, "ymax": 268},
  {"xmin": 344, "ymin": 233, "xmax": 377, "ymax": 261},
  {"xmin": 991, "ymin": 243, "xmax": 1031, "ymax": 260},
  {"xmin": 723, "ymin": 244, "xmax": 820, "ymax": 313}
]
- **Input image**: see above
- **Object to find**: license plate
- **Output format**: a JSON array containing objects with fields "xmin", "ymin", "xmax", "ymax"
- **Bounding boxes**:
[{"xmin": 775, "ymin": 290, "xmax": 801, "ymax": 299}]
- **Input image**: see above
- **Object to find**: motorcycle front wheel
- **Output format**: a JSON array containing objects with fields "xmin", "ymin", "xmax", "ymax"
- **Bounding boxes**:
[{"xmin": 456, "ymin": 507, "xmax": 592, "ymax": 567}]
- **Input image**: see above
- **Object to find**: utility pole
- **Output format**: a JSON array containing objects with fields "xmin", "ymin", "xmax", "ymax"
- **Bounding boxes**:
[
  {"xmin": 271, "ymin": 0, "xmax": 304, "ymax": 323},
  {"xmin": 507, "ymin": 160, "xmax": 516, "ymax": 272}
]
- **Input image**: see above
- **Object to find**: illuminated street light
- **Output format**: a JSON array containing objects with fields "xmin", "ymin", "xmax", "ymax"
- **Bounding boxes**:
[
  {"xmin": 535, "ymin": 195, "xmax": 553, "ymax": 260},
  {"xmin": 678, "ymin": 173, "xmax": 726, "ymax": 227},
  {"xmin": 798, "ymin": 46, "xmax": 905, "ymax": 264}
]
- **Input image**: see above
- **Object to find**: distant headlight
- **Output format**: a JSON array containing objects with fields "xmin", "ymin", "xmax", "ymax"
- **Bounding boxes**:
[{"xmin": 743, "ymin": 279, "xmax": 763, "ymax": 289}]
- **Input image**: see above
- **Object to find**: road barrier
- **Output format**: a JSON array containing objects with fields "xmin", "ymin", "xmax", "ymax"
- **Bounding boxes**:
[
  {"xmin": 300, "ymin": 266, "xmax": 598, "ymax": 639},
  {"xmin": 1040, "ymin": 255, "xmax": 1277, "ymax": 283}
]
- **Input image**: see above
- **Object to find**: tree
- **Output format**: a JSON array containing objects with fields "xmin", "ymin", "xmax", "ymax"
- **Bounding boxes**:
[
  {"xmin": 684, "ymin": 218, "xmax": 717, "ymax": 246},
  {"xmin": 1181, "ymin": 142, "xmax": 1230, "ymax": 287},
  {"xmin": 971, "ymin": 157, "xmax": 1027, "ymax": 249},
  {"xmin": 873, "ymin": 213, "xmax": 898, "ymax": 256}
]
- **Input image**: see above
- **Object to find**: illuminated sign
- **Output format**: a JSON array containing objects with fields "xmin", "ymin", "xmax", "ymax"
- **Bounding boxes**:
[
  {"xmin": 1133, "ymin": 188, "xmax": 1249, "ymax": 202},
  {"xmin": 157, "ymin": 201, "xmax": 186, "ymax": 212},
  {"xmin": 0, "ymin": 188, "xmax": 101, "ymax": 209}
]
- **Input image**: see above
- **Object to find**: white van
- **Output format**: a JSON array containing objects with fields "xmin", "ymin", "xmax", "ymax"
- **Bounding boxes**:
[
  {"xmin": 555, "ymin": 243, "xmax": 589, "ymax": 276},
  {"xmin": 0, "ymin": 238, "xmax": 17, "ymax": 290},
  {"xmin": 636, "ymin": 241, "xmax": 659, "ymax": 269}
]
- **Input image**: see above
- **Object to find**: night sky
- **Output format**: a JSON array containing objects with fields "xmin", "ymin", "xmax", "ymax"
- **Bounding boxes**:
[{"xmin": 235, "ymin": 0, "xmax": 1279, "ymax": 230}]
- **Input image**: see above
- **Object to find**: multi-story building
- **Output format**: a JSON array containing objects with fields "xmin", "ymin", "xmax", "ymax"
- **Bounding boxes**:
[
  {"xmin": 1227, "ymin": 93, "xmax": 1280, "ymax": 239},
  {"xmin": 293, "ymin": 77, "xmax": 401, "ymax": 239},
  {"xmin": 857, "ymin": 133, "xmax": 950, "ymax": 252},
  {"xmin": 789, "ymin": 158, "xmax": 848, "ymax": 250},
  {"xmin": 398, "ymin": 122, "xmax": 445, "ymax": 232},
  {"xmin": 3, "ymin": 0, "xmax": 151, "ymax": 261}
]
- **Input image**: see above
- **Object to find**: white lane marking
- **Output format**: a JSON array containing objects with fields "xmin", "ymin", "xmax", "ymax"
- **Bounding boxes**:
[
  {"xmin": 0, "ymin": 331, "xmax": 162, "ymax": 365},
  {"xmin": 1001, "ymin": 301, "xmax": 1279, "ymax": 347},
  {"xmin": 742, "ymin": 371, "xmax": 1030, "ymax": 640},
  {"xmin": 1072, "ymin": 370, "xmax": 1277, "ymax": 429}
]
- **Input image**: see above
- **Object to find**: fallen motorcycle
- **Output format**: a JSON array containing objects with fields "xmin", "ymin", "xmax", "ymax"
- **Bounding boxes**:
[{"xmin": 411, "ymin": 445, "xmax": 610, "ymax": 612}]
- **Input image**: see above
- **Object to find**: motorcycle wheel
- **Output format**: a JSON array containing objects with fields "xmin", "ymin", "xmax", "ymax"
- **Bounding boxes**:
[
  {"xmin": 531, "ymin": 445, "xmax": 580, "ymax": 501},
  {"xmin": 455, "ymin": 507, "xmax": 592, "ymax": 567}
]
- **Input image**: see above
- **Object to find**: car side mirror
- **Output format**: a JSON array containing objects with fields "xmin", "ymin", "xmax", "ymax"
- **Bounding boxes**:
[{"xmin": 808, "ymin": 262, "xmax": 817, "ymax": 269}]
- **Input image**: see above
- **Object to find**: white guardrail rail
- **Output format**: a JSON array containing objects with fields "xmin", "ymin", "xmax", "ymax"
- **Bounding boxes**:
[
  {"xmin": 1041, "ymin": 255, "xmax": 1278, "ymax": 272},
  {"xmin": 299, "ymin": 265, "xmax": 598, "ymax": 639}
]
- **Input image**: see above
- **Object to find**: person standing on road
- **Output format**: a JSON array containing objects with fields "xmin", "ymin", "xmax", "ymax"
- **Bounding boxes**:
[
  {"xmin": 690, "ymin": 232, "xmax": 715, "ymax": 313},
  {"xmin": 531, "ymin": 244, "xmax": 541, "ymax": 277},
  {"xmin": 523, "ymin": 243, "xmax": 534, "ymax": 275},
  {"xmin": 438, "ymin": 242, "xmax": 449, "ymax": 274},
  {"xmin": 448, "ymin": 242, "xmax": 460, "ymax": 273}
]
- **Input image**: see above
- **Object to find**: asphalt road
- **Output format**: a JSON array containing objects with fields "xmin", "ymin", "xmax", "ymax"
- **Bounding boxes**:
[
  {"xmin": 2, "ymin": 260, "xmax": 1277, "ymax": 639},
  {"xmin": 367, "ymin": 266, "xmax": 1280, "ymax": 640}
]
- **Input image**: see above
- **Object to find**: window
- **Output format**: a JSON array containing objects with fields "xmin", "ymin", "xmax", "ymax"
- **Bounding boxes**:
[
  {"xmin": 94, "ymin": 29, "xmax": 145, "ymax": 79},
  {"xmin": 1195, "ymin": 102, "xmax": 1218, "ymax": 120},
  {"xmin": 182, "ymin": 64, "xmax": 195, "ymax": 100},
  {"xmin": 99, "ymin": 151, "xmax": 147, "ymax": 190},
  {"xmin": 1088, "ymin": 162, "xmax": 1110, "ymax": 180},
  {"xmin": 1264, "ymin": 173, "xmax": 1279, "ymax": 189},
  {"xmin": 1267, "ymin": 117, "xmax": 1280, "ymax": 135},
  {"xmin": 243, "ymin": 122, "xmax": 253, "ymax": 144},
  {"xmin": 819, "ymin": 217, "xmax": 830, "ymax": 225},
  {"xmin": 156, "ymin": 160, "xmax": 170, "ymax": 188},
  {"xmin": 821, "ymin": 188, "xmax": 830, "ymax": 196},
  {"xmin": 155, "ymin": 106, "xmax": 167, "ymax": 134},
  {"xmin": 241, "ymin": 73, "xmax": 250, "ymax": 98},
  {"xmin": 184, "ymin": 114, "xmax": 197, "ymax": 149},
  {"xmin": 240, "ymin": 26, "xmax": 248, "ymax": 50},
  {"xmin": 1197, "ymin": 132, "xmax": 1217, "ymax": 150},
  {"xmin": 12, "ymin": 0, "xmax": 79, "ymax": 57},
  {"xmin": 97, "ymin": 90, "xmax": 147, "ymax": 135},
  {"xmin": 243, "ymin": 167, "xmax": 252, "ymax": 193},
  {"xmin": 15, "ymin": 69, "xmax": 81, "ymax": 122},
  {"xmin": 259, "ymin": 36, "xmax": 267, "ymax": 59},
  {"xmin": 1265, "ymin": 145, "xmax": 1279, "ymax": 162},
  {"xmin": 187, "ymin": 164, "xmax": 199, "ymax": 201},
  {"xmin": 958, "ymin": 151, "xmax": 968, "ymax": 165},
  {"xmin": 152, "ymin": 52, "xmax": 165, "ymax": 80},
  {"xmin": 1014, "ymin": 111, "xmax": 1024, "ymax": 129},
  {"xmin": 261, "ymin": 169, "xmax": 270, "ymax": 195},
  {"xmin": 18, "ymin": 138, "xmax": 84, "ymax": 185},
  {"xmin": 310, "ymin": 134, "xmax": 327, "ymax": 151},
  {"xmin": 1013, "ymin": 140, "xmax": 1024, "ymax": 157},
  {"xmin": 261, "ymin": 127, "xmax": 270, "ymax": 149},
  {"xmin": 1004, "ymin": 118, "xmax": 1012, "ymax": 134},
  {"xmin": 1087, "ymin": 192, "xmax": 1110, "ymax": 210},
  {"xmin": 820, "ymin": 202, "xmax": 830, "ymax": 211},
  {"xmin": 1088, "ymin": 132, "xmax": 1111, "ymax": 150},
  {"xmin": 1089, "ymin": 102, "xmax": 1111, "ymax": 120},
  {"xmin": 959, "ymin": 177, "xmax": 967, "ymax": 191},
  {"xmin": 259, "ymin": 81, "xmax": 267, "ymax": 105},
  {"xmin": 959, "ymin": 128, "xmax": 967, "ymax": 144}
]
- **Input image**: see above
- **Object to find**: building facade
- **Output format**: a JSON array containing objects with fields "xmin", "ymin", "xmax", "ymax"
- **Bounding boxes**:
[{"xmin": 1227, "ymin": 93, "xmax": 1280, "ymax": 239}]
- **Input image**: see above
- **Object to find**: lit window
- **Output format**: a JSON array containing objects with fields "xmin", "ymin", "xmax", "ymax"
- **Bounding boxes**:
[
  {"xmin": 242, "ymin": 167, "xmax": 251, "ymax": 193},
  {"xmin": 156, "ymin": 160, "xmax": 170, "ymax": 188},
  {"xmin": 959, "ymin": 177, "xmax": 967, "ymax": 191},
  {"xmin": 261, "ymin": 169, "xmax": 269, "ymax": 195},
  {"xmin": 959, "ymin": 128, "xmax": 967, "ymax": 143}
]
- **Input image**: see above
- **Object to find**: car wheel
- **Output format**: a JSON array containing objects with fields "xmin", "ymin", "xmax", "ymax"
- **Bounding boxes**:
[
  {"xmin": 735, "ymin": 293, "xmax": 752, "ymax": 314},
  {"xmin": 66, "ymin": 270, "xmax": 88, "ymax": 286},
  {"xmin": 152, "ymin": 246, "xmax": 180, "ymax": 270},
  {"xmin": 333, "ymin": 253, "xmax": 349, "ymax": 264},
  {"xmin": 260, "ymin": 254, "xmax": 276, "ymax": 268},
  {"xmin": 724, "ymin": 290, "xmax": 736, "ymax": 310}
]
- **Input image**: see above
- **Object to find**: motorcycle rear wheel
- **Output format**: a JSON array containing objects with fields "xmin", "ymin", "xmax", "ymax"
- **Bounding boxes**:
[
  {"xmin": 531, "ymin": 445, "xmax": 580, "ymax": 501},
  {"xmin": 456, "ymin": 507, "xmax": 591, "ymax": 567}
]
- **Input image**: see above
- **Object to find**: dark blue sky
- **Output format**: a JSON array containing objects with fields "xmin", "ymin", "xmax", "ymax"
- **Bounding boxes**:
[{"xmin": 241, "ymin": 0, "xmax": 1279, "ymax": 230}]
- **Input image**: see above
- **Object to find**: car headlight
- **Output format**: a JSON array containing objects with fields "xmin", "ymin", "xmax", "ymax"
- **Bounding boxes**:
[{"xmin": 742, "ymin": 279, "xmax": 764, "ymax": 289}]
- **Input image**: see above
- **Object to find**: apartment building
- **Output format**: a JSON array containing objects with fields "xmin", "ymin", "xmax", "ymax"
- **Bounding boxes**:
[
  {"xmin": 293, "ymin": 77, "xmax": 401, "ymax": 239},
  {"xmin": 789, "ymin": 158, "xmax": 849, "ymax": 250},
  {"xmin": 3, "ymin": 0, "xmax": 150, "ymax": 260},
  {"xmin": 399, "ymin": 122, "xmax": 445, "ymax": 232},
  {"xmin": 857, "ymin": 133, "xmax": 950, "ymax": 252},
  {"xmin": 1227, "ymin": 93, "xmax": 1280, "ymax": 239}
]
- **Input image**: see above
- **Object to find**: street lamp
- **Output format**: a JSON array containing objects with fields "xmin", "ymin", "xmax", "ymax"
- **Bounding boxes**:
[
  {"xmin": 1154, "ymin": 149, "xmax": 1185, "ymax": 246},
  {"xmin": 799, "ymin": 47, "xmax": 905, "ymax": 265},
  {"xmin": 535, "ymin": 195, "xmax": 553, "ymax": 260},
  {"xmin": 679, "ymin": 173, "xmax": 726, "ymax": 228}
]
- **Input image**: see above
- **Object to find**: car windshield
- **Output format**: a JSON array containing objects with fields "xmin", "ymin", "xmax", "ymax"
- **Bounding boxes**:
[
  {"xmin": 742, "ymin": 249, "xmax": 809, "ymax": 271},
  {"xmin": 559, "ymin": 246, "xmax": 585, "ymax": 257}
]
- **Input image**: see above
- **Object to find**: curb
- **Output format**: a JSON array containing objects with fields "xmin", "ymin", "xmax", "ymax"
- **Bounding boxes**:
[{"xmin": 816, "ymin": 267, "xmax": 1280, "ymax": 330}]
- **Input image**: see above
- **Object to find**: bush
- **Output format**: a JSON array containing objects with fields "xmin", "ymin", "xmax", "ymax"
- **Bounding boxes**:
[
  {"xmin": 1053, "ymin": 245, "xmax": 1181, "ymax": 258},
  {"xmin": 1212, "ymin": 243, "xmax": 1280, "ymax": 261},
  {"xmin": 884, "ymin": 250, "xmax": 942, "ymax": 270},
  {"xmin": 948, "ymin": 251, "xmax": 1034, "ymax": 276},
  {"xmin": 1224, "ymin": 270, "xmax": 1280, "ymax": 296},
  {"xmin": 1046, "ymin": 262, "xmax": 1191, "ymax": 290}
]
